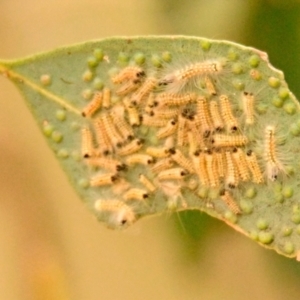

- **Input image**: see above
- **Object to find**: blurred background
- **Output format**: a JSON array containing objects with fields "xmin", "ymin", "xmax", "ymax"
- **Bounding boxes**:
[{"xmin": 1, "ymin": 0, "xmax": 300, "ymax": 299}]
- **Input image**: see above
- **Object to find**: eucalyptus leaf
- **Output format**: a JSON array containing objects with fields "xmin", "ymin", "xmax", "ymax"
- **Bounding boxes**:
[{"xmin": 1, "ymin": 36, "xmax": 300, "ymax": 259}]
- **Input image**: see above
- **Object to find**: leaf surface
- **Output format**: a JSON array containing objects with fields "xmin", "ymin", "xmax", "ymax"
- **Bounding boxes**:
[{"xmin": 2, "ymin": 36, "xmax": 300, "ymax": 259}]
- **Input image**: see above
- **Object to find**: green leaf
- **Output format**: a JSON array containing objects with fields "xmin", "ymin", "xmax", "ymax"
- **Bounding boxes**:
[{"xmin": 1, "ymin": 36, "xmax": 300, "ymax": 259}]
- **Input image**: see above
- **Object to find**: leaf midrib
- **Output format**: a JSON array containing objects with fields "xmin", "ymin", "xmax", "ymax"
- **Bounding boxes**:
[{"xmin": 0, "ymin": 62, "xmax": 80, "ymax": 115}]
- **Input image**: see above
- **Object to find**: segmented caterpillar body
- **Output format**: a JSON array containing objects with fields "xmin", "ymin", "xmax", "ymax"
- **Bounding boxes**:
[
  {"xmin": 94, "ymin": 199, "xmax": 136, "ymax": 228},
  {"xmin": 246, "ymin": 150, "xmax": 264, "ymax": 184},
  {"xmin": 81, "ymin": 127, "xmax": 94, "ymax": 158},
  {"xmin": 225, "ymin": 150, "xmax": 239, "ymax": 189},
  {"xmin": 196, "ymin": 96, "xmax": 213, "ymax": 137},
  {"xmin": 264, "ymin": 125, "xmax": 285, "ymax": 181},
  {"xmin": 204, "ymin": 76, "xmax": 217, "ymax": 95},
  {"xmin": 102, "ymin": 87, "xmax": 111, "ymax": 109},
  {"xmin": 242, "ymin": 92, "xmax": 255, "ymax": 125},
  {"xmin": 110, "ymin": 111, "xmax": 135, "ymax": 141},
  {"xmin": 159, "ymin": 60, "xmax": 224, "ymax": 91},
  {"xmin": 205, "ymin": 150, "xmax": 220, "ymax": 187},
  {"xmin": 111, "ymin": 66, "xmax": 145, "ymax": 84},
  {"xmin": 211, "ymin": 134, "xmax": 248, "ymax": 148},
  {"xmin": 126, "ymin": 154, "xmax": 155, "ymax": 166},
  {"xmin": 157, "ymin": 92, "xmax": 197, "ymax": 106},
  {"xmin": 220, "ymin": 189, "xmax": 241, "ymax": 214},
  {"xmin": 82, "ymin": 92, "xmax": 102, "ymax": 117},
  {"xmin": 150, "ymin": 107, "xmax": 179, "ymax": 119},
  {"xmin": 209, "ymin": 100, "xmax": 224, "ymax": 132},
  {"xmin": 90, "ymin": 173, "xmax": 119, "ymax": 187},
  {"xmin": 116, "ymin": 80, "xmax": 141, "ymax": 96},
  {"xmin": 101, "ymin": 114, "xmax": 124, "ymax": 148},
  {"xmin": 158, "ymin": 167, "xmax": 188, "ymax": 181},
  {"xmin": 123, "ymin": 97, "xmax": 141, "ymax": 126},
  {"xmin": 192, "ymin": 152, "xmax": 210, "ymax": 186},
  {"xmin": 177, "ymin": 114, "xmax": 187, "ymax": 146},
  {"xmin": 220, "ymin": 95, "xmax": 239, "ymax": 132},
  {"xmin": 86, "ymin": 157, "xmax": 126, "ymax": 172},
  {"xmin": 157, "ymin": 118, "xmax": 178, "ymax": 139},
  {"xmin": 123, "ymin": 188, "xmax": 149, "ymax": 201},
  {"xmin": 139, "ymin": 174, "xmax": 157, "ymax": 192},
  {"xmin": 215, "ymin": 149, "xmax": 226, "ymax": 178},
  {"xmin": 93, "ymin": 118, "xmax": 113, "ymax": 155},
  {"xmin": 232, "ymin": 148, "xmax": 250, "ymax": 181},
  {"xmin": 169, "ymin": 148, "xmax": 195, "ymax": 173},
  {"xmin": 146, "ymin": 146, "xmax": 169, "ymax": 158},
  {"xmin": 151, "ymin": 158, "xmax": 174, "ymax": 173},
  {"xmin": 117, "ymin": 139, "xmax": 144, "ymax": 156},
  {"xmin": 131, "ymin": 77, "xmax": 157, "ymax": 105}
]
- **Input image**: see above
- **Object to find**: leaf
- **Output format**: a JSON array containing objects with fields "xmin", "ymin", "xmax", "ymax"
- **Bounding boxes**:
[{"xmin": 1, "ymin": 36, "xmax": 300, "ymax": 259}]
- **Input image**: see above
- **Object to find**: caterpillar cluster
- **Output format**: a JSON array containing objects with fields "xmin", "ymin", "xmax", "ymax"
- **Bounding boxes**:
[{"xmin": 80, "ymin": 59, "xmax": 286, "ymax": 226}]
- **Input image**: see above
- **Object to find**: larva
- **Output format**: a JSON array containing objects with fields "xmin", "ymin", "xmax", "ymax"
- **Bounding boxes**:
[
  {"xmin": 101, "ymin": 114, "xmax": 124, "ymax": 148},
  {"xmin": 225, "ymin": 150, "xmax": 239, "ymax": 189},
  {"xmin": 157, "ymin": 92, "xmax": 197, "ymax": 106},
  {"xmin": 139, "ymin": 174, "xmax": 157, "ymax": 192},
  {"xmin": 187, "ymin": 119, "xmax": 205, "ymax": 149},
  {"xmin": 86, "ymin": 157, "xmax": 127, "ymax": 172},
  {"xmin": 90, "ymin": 173, "xmax": 119, "ymax": 187},
  {"xmin": 123, "ymin": 188, "xmax": 149, "ymax": 201},
  {"xmin": 196, "ymin": 96, "xmax": 213, "ymax": 137},
  {"xmin": 117, "ymin": 138, "xmax": 144, "ymax": 156},
  {"xmin": 264, "ymin": 125, "xmax": 285, "ymax": 181},
  {"xmin": 94, "ymin": 199, "xmax": 136, "ymax": 228},
  {"xmin": 204, "ymin": 76, "xmax": 217, "ymax": 96},
  {"xmin": 169, "ymin": 148, "xmax": 195, "ymax": 173},
  {"xmin": 149, "ymin": 107, "xmax": 179, "ymax": 119},
  {"xmin": 131, "ymin": 77, "xmax": 157, "ymax": 106},
  {"xmin": 215, "ymin": 149, "xmax": 225, "ymax": 178},
  {"xmin": 157, "ymin": 167, "xmax": 188, "ymax": 181},
  {"xmin": 219, "ymin": 94, "xmax": 239, "ymax": 132},
  {"xmin": 246, "ymin": 150, "xmax": 264, "ymax": 184},
  {"xmin": 123, "ymin": 97, "xmax": 141, "ymax": 126},
  {"xmin": 242, "ymin": 92, "xmax": 255, "ymax": 125},
  {"xmin": 232, "ymin": 148, "xmax": 250, "ymax": 182},
  {"xmin": 151, "ymin": 158, "xmax": 174, "ymax": 173},
  {"xmin": 111, "ymin": 66, "xmax": 145, "ymax": 84},
  {"xmin": 157, "ymin": 118, "xmax": 178, "ymax": 139},
  {"xmin": 192, "ymin": 151, "xmax": 210, "ymax": 186},
  {"xmin": 142, "ymin": 114, "xmax": 169, "ymax": 127},
  {"xmin": 205, "ymin": 150, "xmax": 219, "ymax": 187},
  {"xmin": 187, "ymin": 131, "xmax": 198, "ymax": 157},
  {"xmin": 220, "ymin": 189, "xmax": 241, "ymax": 215},
  {"xmin": 116, "ymin": 79, "xmax": 141, "ymax": 96},
  {"xmin": 93, "ymin": 118, "xmax": 113, "ymax": 155},
  {"xmin": 102, "ymin": 87, "xmax": 111, "ymax": 109},
  {"xmin": 81, "ymin": 127, "xmax": 94, "ymax": 158},
  {"xmin": 159, "ymin": 60, "xmax": 224, "ymax": 88},
  {"xmin": 211, "ymin": 134, "xmax": 248, "ymax": 148},
  {"xmin": 110, "ymin": 111, "xmax": 134, "ymax": 141},
  {"xmin": 177, "ymin": 114, "xmax": 186, "ymax": 146},
  {"xmin": 126, "ymin": 154, "xmax": 155, "ymax": 166},
  {"xmin": 209, "ymin": 100, "xmax": 224, "ymax": 132},
  {"xmin": 82, "ymin": 91, "xmax": 102, "ymax": 117},
  {"xmin": 146, "ymin": 146, "xmax": 169, "ymax": 158}
]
